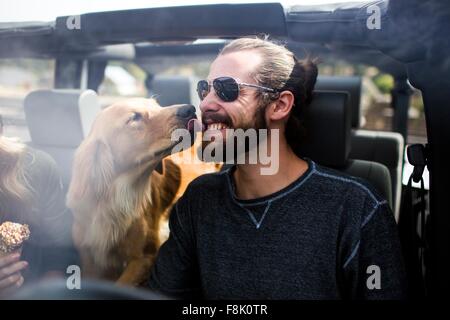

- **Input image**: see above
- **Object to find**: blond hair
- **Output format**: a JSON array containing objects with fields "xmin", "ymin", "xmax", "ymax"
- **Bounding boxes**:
[
  {"xmin": 220, "ymin": 37, "xmax": 319, "ymax": 151},
  {"xmin": 0, "ymin": 137, "xmax": 33, "ymax": 223}
]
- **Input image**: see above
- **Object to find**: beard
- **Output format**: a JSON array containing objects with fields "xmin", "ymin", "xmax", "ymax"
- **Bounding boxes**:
[{"xmin": 198, "ymin": 103, "xmax": 268, "ymax": 163}]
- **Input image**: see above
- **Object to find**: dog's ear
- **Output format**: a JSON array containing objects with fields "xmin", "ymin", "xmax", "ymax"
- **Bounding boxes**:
[
  {"xmin": 153, "ymin": 158, "xmax": 181, "ymax": 211},
  {"xmin": 67, "ymin": 139, "xmax": 115, "ymax": 207}
]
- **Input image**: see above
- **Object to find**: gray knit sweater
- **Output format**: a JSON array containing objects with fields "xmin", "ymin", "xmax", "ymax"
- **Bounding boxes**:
[{"xmin": 149, "ymin": 159, "xmax": 407, "ymax": 300}]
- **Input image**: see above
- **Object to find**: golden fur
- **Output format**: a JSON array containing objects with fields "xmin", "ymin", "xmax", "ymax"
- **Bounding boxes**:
[{"xmin": 66, "ymin": 98, "xmax": 192, "ymax": 286}]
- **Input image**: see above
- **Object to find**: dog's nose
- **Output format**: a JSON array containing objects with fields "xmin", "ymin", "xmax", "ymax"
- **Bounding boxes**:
[{"xmin": 176, "ymin": 104, "xmax": 196, "ymax": 119}]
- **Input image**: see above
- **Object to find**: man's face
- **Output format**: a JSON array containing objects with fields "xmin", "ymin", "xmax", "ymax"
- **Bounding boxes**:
[{"xmin": 199, "ymin": 50, "xmax": 268, "ymax": 155}]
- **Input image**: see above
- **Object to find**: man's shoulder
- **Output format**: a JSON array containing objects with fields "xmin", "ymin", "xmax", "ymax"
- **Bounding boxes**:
[
  {"xmin": 309, "ymin": 162, "xmax": 392, "ymax": 228},
  {"xmin": 311, "ymin": 162, "xmax": 386, "ymax": 205}
]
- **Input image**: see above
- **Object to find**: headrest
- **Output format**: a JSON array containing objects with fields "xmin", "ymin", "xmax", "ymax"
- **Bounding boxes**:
[
  {"xmin": 297, "ymin": 90, "xmax": 351, "ymax": 167},
  {"xmin": 315, "ymin": 76, "xmax": 361, "ymax": 128},
  {"xmin": 148, "ymin": 75, "xmax": 192, "ymax": 107},
  {"xmin": 351, "ymin": 130, "xmax": 404, "ymax": 169},
  {"xmin": 24, "ymin": 89, "xmax": 101, "ymax": 147}
]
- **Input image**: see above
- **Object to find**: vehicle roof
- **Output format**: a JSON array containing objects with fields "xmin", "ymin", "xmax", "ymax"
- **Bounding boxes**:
[{"xmin": 1, "ymin": 1, "xmax": 445, "ymax": 78}]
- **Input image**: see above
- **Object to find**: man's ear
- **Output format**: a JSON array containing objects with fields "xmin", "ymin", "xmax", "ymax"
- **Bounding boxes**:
[{"xmin": 267, "ymin": 90, "xmax": 295, "ymax": 122}]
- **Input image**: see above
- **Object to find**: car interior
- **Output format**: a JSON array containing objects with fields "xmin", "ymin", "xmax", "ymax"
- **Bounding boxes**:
[{"xmin": 0, "ymin": 0, "xmax": 448, "ymax": 299}]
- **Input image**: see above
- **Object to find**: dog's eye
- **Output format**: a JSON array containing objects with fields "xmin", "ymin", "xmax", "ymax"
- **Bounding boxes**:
[{"xmin": 128, "ymin": 112, "xmax": 143, "ymax": 123}]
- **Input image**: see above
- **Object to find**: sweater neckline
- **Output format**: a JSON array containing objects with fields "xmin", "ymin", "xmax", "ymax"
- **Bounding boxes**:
[{"xmin": 225, "ymin": 158, "xmax": 316, "ymax": 207}]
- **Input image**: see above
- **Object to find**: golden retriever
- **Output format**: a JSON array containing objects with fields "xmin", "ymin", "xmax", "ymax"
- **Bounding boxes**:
[
  {"xmin": 155, "ymin": 140, "xmax": 222, "ymax": 243},
  {"xmin": 66, "ymin": 98, "xmax": 197, "ymax": 286}
]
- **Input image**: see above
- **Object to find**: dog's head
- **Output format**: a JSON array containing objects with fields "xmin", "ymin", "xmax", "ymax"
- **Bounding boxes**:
[
  {"xmin": 91, "ymin": 98, "xmax": 196, "ymax": 170},
  {"xmin": 67, "ymin": 98, "xmax": 196, "ymax": 204}
]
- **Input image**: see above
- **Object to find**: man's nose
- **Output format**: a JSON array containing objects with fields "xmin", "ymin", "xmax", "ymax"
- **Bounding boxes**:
[
  {"xmin": 199, "ymin": 92, "xmax": 221, "ymax": 114},
  {"xmin": 176, "ymin": 104, "xmax": 196, "ymax": 119}
]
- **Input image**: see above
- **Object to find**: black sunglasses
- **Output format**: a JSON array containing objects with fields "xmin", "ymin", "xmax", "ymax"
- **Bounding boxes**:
[{"xmin": 197, "ymin": 77, "xmax": 279, "ymax": 102}]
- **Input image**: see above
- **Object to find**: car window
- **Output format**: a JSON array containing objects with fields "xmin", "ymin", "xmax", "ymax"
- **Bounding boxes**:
[{"xmin": 0, "ymin": 58, "xmax": 54, "ymax": 141}]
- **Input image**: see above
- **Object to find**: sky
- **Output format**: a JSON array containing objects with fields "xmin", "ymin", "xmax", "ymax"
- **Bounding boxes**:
[{"xmin": 0, "ymin": 0, "xmax": 360, "ymax": 22}]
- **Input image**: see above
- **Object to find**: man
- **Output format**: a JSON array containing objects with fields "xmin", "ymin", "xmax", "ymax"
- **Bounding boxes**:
[{"xmin": 148, "ymin": 37, "xmax": 407, "ymax": 299}]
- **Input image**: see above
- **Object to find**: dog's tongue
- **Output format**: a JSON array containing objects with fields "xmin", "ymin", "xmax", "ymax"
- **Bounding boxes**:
[{"xmin": 187, "ymin": 118, "xmax": 205, "ymax": 132}]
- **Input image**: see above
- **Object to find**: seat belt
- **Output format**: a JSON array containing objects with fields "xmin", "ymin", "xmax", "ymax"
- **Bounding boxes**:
[{"xmin": 398, "ymin": 143, "xmax": 429, "ymax": 298}]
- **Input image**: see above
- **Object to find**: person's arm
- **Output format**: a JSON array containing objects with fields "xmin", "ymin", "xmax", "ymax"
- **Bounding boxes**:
[
  {"xmin": 148, "ymin": 194, "xmax": 201, "ymax": 299},
  {"xmin": 340, "ymin": 201, "xmax": 408, "ymax": 299},
  {"xmin": 29, "ymin": 150, "xmax": 79, "ymax": 275}
]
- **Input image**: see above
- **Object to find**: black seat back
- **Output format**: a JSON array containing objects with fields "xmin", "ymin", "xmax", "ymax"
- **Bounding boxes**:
[
  {"xmin": 147, "ymin": 75, "xmax": 193, "ymax": 106},
  {"xmin": 298, "ymin": 90, "xmax": 393, "ymax": 209},
  {"xmin": 316, "ymin": 76, "xmax": 403, "ymax": 219},
  {"xmin": 316, "ymin": 76, "xmax": 362, "ymax": 128}
]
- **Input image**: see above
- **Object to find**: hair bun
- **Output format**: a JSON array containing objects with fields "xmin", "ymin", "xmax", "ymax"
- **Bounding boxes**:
[{"xmin": 297, "ymin": 57, "xmax": 319, "ymax": 106}]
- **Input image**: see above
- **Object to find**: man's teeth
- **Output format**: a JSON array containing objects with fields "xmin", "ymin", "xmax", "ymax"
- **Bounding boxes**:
[{"xmin": 207, "ymin": 123, "xmax": 230, "ymax": 130}]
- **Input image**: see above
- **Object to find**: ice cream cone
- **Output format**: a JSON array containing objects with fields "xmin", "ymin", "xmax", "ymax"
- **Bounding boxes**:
[
  {"xmin": 0, "ymin": 222, "xmax": 30, "ymax": 257},
  {"xmin": 0, "ymin": 246, "xmax": 22, "ymax": 258}
]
